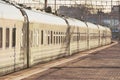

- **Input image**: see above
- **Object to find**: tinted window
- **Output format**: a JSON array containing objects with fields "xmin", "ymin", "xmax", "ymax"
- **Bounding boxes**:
[
  {"xmin": 0, "ymin": 28, "xmax": 2, "ymax": 48},
  {"xmin": 6, "ymin": 28, "xmax": 9, "ymax": 47},
  {"xmin": 48, "ymin": 36, "xmax": 50, "ymax": 44},
  {"xmin": 41, "ymin": 30, "xmax": 43, "ymax": 45},
  {"xmin": 12, "ymin": 28, "xmax": 16, "ymax": 47},
  {"xmin": 51, "ymin": 31, "xmax": 52, "ymax": 44}
]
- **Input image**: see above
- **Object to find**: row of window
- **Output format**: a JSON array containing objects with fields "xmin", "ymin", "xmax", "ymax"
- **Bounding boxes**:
[
  {"xmin": 90, "ymin": 36, "xmax": 111, "ymax": 39},
  {"xmin": 0, "ymin": 27, "xmax": 111, "ymax": 48},
  {"xmin": 72, "ymin": 36, "xmax": 87, "ymax": 41},
  {"xmin": 31, "ymin": 30, "xmax": 89, "ymax": 47},
  {"xmin": 90, "ymin": 36, "xmax": 100, "ymax": 39},
  {"xmin": 31, "ymin": 30, "xmax": 111, "ymax": 47},
  {"xmin": 0, "ymin": 28, "xmax": 2, "ymax": 48},
  {"xmin": 0, "ymin": 28, "xmax": 16, "ymax": 48},
  {"xmin": 31, "ymin": 30, "xmax": 67, "ymax": 46},
  {"xmin": 48, "ymin": 36, "xmax": 66, "ymax": 44}
]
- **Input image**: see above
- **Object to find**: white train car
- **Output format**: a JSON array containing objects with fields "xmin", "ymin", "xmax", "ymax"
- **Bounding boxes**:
[
  {"xmin": 98, "ymin": 25, "xmax": 107, "ymax": 46},
  {"xmin": 104, "ymin": 26, "xmax": 112, "ymax": 45},
  {"xmin": 98, "ymin": 25, "xmax": 104, "ymax": 46},
  {"xmin": 87, "ymin": 22, "xmax": 99, "ymax": 49},
  {"xmin": 0, "ymin": 2, "xmax": 27, "ymax": 76},
  {"xmin": 66, "ymin": 18, "xmax": 88, "ymax": 55},
  {"xmin": 24, "ymin": 9, "xmax": 69, "ymax": 66},
  {"xmin": 0, "ymin": 1, "xmax": 112, "ymax": 76},
  {"xmin": 105, "ymin": 27, "xmax": 112, "ymax": 45}
]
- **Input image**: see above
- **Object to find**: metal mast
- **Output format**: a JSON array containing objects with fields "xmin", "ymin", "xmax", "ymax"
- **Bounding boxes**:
[{"xmin": 45, "ymin": 0, "xmax": 47, "ymax": 10}]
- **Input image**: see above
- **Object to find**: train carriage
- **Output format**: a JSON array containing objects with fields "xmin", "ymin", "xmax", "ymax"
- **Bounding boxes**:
[
  {"xmin": 25, "ymin": 9, "xmax": 69, "ymax": 66},
  {"xmin": 105, "ymin": 27, "xmax": 112, "ymax": 45},
  {"xmin": 0, "ymin": 2, "xmax": 27, "ymax": 76},
  {"xmin": 86, "ymin": 22, "xmax": 99, "ymax": 49},
  {"xmin": 66, "ymin": 18, "xmax": 88, "ymax": 55},
  {"xmin": 0, "ymin": 1, "xmax": 112, "ymax": 76},
  {"xmin": 98, "ymin": 25, "xmax": 107, "ymax": 46}
]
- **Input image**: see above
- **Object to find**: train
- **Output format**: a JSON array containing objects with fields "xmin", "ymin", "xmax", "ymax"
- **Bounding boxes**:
[{"xmin": 0, "ymin": 1, "xmax": 112, "ymax": 76}]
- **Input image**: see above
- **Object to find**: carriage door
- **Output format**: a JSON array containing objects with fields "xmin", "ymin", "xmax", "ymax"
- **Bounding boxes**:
[{"xmin": 12, "ymin": 25, "xmax": 27, "ymax": 71}]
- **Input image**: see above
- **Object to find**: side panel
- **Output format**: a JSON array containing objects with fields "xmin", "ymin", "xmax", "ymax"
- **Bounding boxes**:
[
  {"xmin": 0, "ymin": 19, "xmax": 26, "ymax": 76},
  {"xmin": 29, "ymin": 22, "xmax": 68, "ymax": 66}
]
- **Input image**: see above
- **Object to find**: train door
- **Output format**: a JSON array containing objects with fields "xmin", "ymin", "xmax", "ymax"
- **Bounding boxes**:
[
  {"xmin": 12, "ymin": 27, "xmax": 17, "ymax": 71},
  {"xmin": 12, "ymin": 23, "xmax": 28, "ymax": 71}
]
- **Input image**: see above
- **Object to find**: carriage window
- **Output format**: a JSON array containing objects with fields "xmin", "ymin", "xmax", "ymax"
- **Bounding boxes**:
[
  {"xmin": 56, "ymin": 36, "xmax": 58, "ymax": 44},
  {"xmin": 61, "ymin": 36, "xmax": 62, "ymax": 43},
  {"xmin": 48, "ymin": 36, "xmax": 50, "ymax": 44},
  {"xmin": 41, "ymin": 30, "xmax": 43, "ymax": 45},
  {"xmin": 36, "ymin": 30, "xmax": 39, "ymax": 46},
  {"xmin": 12, "ymin": 28, "xmax": 16, "ymax": 47},
  {"xmin": 54, "ymin": 36, "xmax": 55, "ymax": 44},
  {"xmin": 6, "ymin": 28, "xmax": 9, "ymax": 48},
  {"xmin": 51, "ymin": 31, "xmax": 53, "ymax": 44},
  {"xmin": 59, "ymin": 36, "xmax": 61, "ymax": 44},
  {"xmin": 21, "ymin": 30, "xmax": 24, "ymax": 47},
  {"xmin": 0, "ymin": 28, "xmax": 2, "ymax": 48}
]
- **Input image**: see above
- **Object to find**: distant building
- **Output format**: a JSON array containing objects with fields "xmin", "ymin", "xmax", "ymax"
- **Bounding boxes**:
[
  {"xmin": 112, "ymin": 5, "xmax": 119, "ymax": 13},
  {"xmin": 57, "ymin": 5, "xmax": 91, "ymax": 20},
  {"xmin": 10, "ymin": 0, "xmax": 44, "ymax": 10}
]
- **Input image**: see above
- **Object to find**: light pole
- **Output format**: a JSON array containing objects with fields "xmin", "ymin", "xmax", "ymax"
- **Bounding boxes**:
[
  {"xmin": 118, "ymin": 5, "xmax": 120, "ymax": 41},
  {"xmin": 44, "ymin": 0, "xmax": 47, "ymax": 10},
  {"xmin": 111, "ymin": 0, "xmax": 113, "ymax": 29},
  {"xmin": 97, "ymin": 9, "xmax": 102, "ymax": 25},
  {"xmin": 54, "ymin": 0, "xmax": 57, "ymax": 13}
]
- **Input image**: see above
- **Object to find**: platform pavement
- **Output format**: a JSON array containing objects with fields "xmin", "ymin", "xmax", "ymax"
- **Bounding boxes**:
[{"xmin": 0, "ymin": 41, "xmax": 118, "ymax": 80}]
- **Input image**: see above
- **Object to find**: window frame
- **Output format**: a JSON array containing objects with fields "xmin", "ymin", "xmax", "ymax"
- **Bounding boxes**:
[
  {"xmin": 12, "ymin": 28, "xmax": 16, "ymax": 47},
  {"xmin": 6, "ymin": 28, "xmax": 10, "ymax": 48},
  {"xmin": 0, "ymin": 28, "xmax": 2, "ymax": 48}
]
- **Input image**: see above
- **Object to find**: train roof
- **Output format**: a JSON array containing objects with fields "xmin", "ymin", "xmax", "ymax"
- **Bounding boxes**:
[
  {"xmin": 24, "ymin": 9, "xmax": 67, "ymax": 26},
  {"xmin": 0, "ymin": 2, "xmax": 23, "ymax": 20},
  {"xmin": 0, "ymin": 0, "xmax": 6, "ymax": 3},
  {"xmin": 104, "ymin": 26, "xmax": 111, "ymax": 32},
  {"xmin": 107, "ymin": 27, "xmax": 111, "ymax": 31},
  {"xmin": 98, "ymin": 25, "xmax": 107, "ymax": 30},
  {"xmin": 66, "ymin": 18, "xmax": 87, "ymax": 28},
  {"xmin": 86, "ymin": 22, "xmax": 99, "ymax": 29}
]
